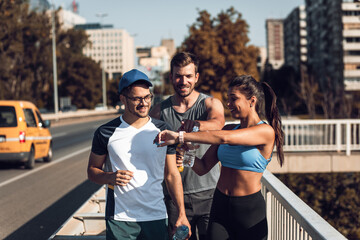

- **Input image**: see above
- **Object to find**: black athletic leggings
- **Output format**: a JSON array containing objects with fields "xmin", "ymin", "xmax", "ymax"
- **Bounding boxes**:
[{"xmin": 207, "ymin": 188, "xmax": 268, "ymax": 240}]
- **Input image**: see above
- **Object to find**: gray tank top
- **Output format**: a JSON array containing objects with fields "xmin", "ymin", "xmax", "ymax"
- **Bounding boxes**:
[{"xmin": 160, "ymin": 93, "xmax": 220, "ymax": 194}]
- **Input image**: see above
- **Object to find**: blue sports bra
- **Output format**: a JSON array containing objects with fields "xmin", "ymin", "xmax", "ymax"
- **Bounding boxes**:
[{"xmin": 217, "ymin": 121, "xmax": 272, "ymax": 173}]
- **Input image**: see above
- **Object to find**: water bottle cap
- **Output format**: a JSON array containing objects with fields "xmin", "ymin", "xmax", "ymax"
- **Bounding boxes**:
[{"xmin": 192, "ymin": 125, "xmax": 199, "ymax": 132}]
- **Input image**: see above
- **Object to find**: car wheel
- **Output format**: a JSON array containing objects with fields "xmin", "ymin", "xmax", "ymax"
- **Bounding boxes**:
[
  {"xmin": 44, "ymin": 143, "xmax": 53, "ymax": 162},
  {"xmin": 25, "ymin": 146, "xmax": 35, "ymax": 169}
]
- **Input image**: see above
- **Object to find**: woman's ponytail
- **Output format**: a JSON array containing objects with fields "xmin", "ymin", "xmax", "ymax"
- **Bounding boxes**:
[{"xmin": 262, "ymin": 82, "xmax": 284, "ymax": 166}]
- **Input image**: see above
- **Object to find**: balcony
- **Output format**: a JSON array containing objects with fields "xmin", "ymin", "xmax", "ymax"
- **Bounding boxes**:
[
  {"xmin": 343, "ymin": 29, "xmax": 360, "ymax": 37},
  {"xmin": 344, "ymin": 69, "xmax": 360, "ymax": 77},
  {"xmin": 342, "ymin": 16, "xmax": 360, "ymax": 24},
  {"xmin": 344, "ymin": 55, "xmax": 360, "ymax": 63},
  {"xmin": 345, "ymin": 78, "xmax": 360, "ymax": 90},
  {"xmin": 343, "ymin": 42, "xmax": 360, "ymax": 50}
]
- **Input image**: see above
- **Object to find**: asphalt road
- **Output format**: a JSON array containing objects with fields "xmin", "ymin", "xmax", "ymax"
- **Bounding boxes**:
[{"xmin": 0, "ymin": 114, "xmax": 118, "ymax": 240}]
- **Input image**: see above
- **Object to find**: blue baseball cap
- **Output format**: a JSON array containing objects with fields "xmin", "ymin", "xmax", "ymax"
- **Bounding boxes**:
[{"xmin": 118, "ymin": 69, "xmax": 153, "ymax": 94}]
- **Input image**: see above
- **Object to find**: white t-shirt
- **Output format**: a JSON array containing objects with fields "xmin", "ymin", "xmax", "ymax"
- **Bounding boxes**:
[{"xmin": 91, "ymin": 116, "xmax": 176, "ymax": 222}]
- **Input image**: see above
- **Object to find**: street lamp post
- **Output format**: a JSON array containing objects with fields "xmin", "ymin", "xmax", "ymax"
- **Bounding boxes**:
[
  {"xmin": 51, "ymin": 0, "xmax": 59, "ymax": 115},
  {"xmin": 96, "ymin": 13, "xmax": 108, "ymax": 109}
]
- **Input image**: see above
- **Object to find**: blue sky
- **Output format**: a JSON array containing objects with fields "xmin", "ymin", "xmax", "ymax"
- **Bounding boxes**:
[{"xmin": 53, "ymin": 0, "xmax": 304, "ymax": 48}]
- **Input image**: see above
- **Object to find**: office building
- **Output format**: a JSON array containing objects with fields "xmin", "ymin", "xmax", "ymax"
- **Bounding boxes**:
[
  {"xmin": 266, "ymin": 19, "xmax": 285, "ymax": 70},
  {"xmin": 136, "ymin": 46, "xmax": 170, "ymax": 73},
  {"xmin": 76, "ymin": 23, "xmax": 135, "ymax": 79}
]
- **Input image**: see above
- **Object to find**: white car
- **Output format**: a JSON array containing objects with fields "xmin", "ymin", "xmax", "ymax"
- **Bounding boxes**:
[{"xmin": 94, "ymin": 104, "xmax": 107, "ymax": 111}]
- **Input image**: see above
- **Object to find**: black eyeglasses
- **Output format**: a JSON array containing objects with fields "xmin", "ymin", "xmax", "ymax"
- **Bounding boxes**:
[{"xmin": 125, "ymin": 94, "xmax": 153, "ymax": 104}]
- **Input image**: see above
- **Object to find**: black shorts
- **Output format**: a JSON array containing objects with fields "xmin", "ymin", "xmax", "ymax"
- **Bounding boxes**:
[
  {"xmin": 207, "ymin": 189, "xmax": 268, "ymax": 240},
  {"xmin": 106, "ymin": 218, "xmax": 168, "ymax": 240}
]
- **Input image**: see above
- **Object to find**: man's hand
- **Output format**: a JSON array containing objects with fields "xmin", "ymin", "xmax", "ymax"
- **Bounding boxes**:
[
  {"xmin": 174, "ymin": 216, "xmax": 192, "ymax": 239},
  {"xmin": 179, "ymin": 119, "xmax": 200, "ymax": 132},
  {"xmin": 111, "ymin": 170, "xmax": 134, "ymax": 186},
  {"xmin": 153, "ymin": 130, "xmax": 179, "ymax": 147},
  {"xmin": 176, "ymin": 146, "xmax": 184, "ymax": 168}
]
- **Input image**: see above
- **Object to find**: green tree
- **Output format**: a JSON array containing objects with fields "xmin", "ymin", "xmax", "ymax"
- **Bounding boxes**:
[
  {"xmin": 262, "ymin": 64, "xmax": 305, "ymax": 116},
  {"xmin": 0, "ymin": 1, "xmax": 41, "ymax": 101},
  {"xmin": 0, "ymin": 1, "xmax": 103, "ymax": 109},
  {"xmin": 277, "ymin": 173, "xmax": 360, "ymax": 239},
  {"xmin": 57, "ymin": 28, "xmax": 102, "ymax": 109},
  {"xmin": 108, "ymin": 76, "xmax": 121, "ymax": 108},
  {"xmin": 180, "ymin": 7, "xmax": 259, "ymax": 100}
]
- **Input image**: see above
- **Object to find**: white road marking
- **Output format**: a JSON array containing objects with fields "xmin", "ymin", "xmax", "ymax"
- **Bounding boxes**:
[
  {"xmin": 0, "ymin": 146, "xmax": 91, "ymax": 188},
  {"xmin": 52, "ymin": 132, "xmax": 67, "ymax": 138}
]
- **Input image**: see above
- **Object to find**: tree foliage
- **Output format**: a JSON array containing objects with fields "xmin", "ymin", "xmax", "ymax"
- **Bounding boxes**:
[
  {"xmin": 262, "ymin": 64, "xmax": 305, "ymax": 116},
  {"xmin": 56, "ymin": 28, "xmax": 102, "ymax": 109},
  {"xmin": 0, "ymin": 0, "xmax": 102, "ymax": 110},
  {"xmin": 297, "ymin": 64, "xmax": 321, "ymax": 118},
  {"xmin": 0, "ymin": 0, "xmax": 52, "ymax": 104},
  {"xmin": 180, "ymin": 7, "xmax": 259, "ymax": 100},
  {"xmin": 277, "ymin": 173, "xmax": 360, "ymax": 239}
]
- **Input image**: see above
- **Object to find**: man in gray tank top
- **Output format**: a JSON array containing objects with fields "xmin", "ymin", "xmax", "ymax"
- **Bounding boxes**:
[{"xmin": 150, "ymin": 52, "xmax": 225, "ymax": 239}]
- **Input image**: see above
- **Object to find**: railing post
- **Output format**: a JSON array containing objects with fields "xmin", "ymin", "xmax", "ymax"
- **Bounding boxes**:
[
  {"xmin": 336, "ymin": 123, "xmax": 341, "ymax": 152},
  {"xmin": 346, "ymin": 122, "xmax": 351, "ymax": 156},
  {"xmin": 266, "ymin": 191, "xmax": 272, "ymax": 240}
]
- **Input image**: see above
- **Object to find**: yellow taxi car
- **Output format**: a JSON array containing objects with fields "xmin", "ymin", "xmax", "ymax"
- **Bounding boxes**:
[{"xmin": 0, "ymin": 100, "xmax": 52, "ymax": 169}]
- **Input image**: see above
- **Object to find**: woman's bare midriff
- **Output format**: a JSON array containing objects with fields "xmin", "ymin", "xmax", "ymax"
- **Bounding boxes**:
[{"xmin": 216, "ymin": 166, "xmax": 263, "ymax": 196}]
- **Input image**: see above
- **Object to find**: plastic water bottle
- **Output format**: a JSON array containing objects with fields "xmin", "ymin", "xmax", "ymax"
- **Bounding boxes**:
[
  {"xmin": 173, "ymin": 225, "xmax": 189, "ymax": 240},
  {"xmin": 183, "ymin": 126, "xmax": 199, "ymax": 168},
  {"xmin": 176, "ymin": 143, "xmax": 184, "ymax": 172},
  {"xmin": 183, "ymin": 148, "xmax": 196, "ymax": 167}
]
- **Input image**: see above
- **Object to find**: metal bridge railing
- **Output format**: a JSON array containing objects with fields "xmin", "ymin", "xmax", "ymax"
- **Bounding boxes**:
[
  {"xmin": 228, "ymin": 119, "xmax": 360, "ymax": 156},
  {"xmin": 282, "ymin": 119, "xmax": 360, "ymax": 156},
  {"xmin": 261, "ymin": 170, "xmax": 347, "ymax": 240}
]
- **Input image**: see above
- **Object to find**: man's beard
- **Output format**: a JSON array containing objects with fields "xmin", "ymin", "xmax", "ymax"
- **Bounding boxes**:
[{"xmin": 174, "ymin": 84, "xmax": 194, "ymax": 98}]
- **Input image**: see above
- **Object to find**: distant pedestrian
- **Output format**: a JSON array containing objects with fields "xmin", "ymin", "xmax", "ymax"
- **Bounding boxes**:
[
  {"xmin": 88, "ymin": 69, "xmax": 191, "ymax": 240},
  {"xmin": 154, "ymin": 75, "xmax": 284, "ymax": 240}
]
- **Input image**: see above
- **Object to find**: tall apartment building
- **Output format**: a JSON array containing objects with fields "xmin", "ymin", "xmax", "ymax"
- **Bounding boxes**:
[
  {"xmin": 76, "ymin": 23, "xmax": 135, "ymax": 79},
  {"xmin": 257, "ymin": 46, "xmax": 267, "ymax": 77},
  {"xmin": 266, "ymin": 19, "xmax": 285, "ymax": 70},
  {"xmin": 306, "ymin": 0, "xmax": 349, "ymax": 92},
  {"xmin": 342, "ymin": 0, "xmax": 360, "ymax": 90},
  {"xmin": 284, "ymin": 5, "xmax": 307, "ymax": 73}
]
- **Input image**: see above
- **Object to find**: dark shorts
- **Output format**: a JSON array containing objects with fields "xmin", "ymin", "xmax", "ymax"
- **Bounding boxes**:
[
  {"xmin": 106, "ymin": 218, "xmax": 168, "ymax": 240},
  {"xmin": 207, "ymin": 189, "xmax": 268, "ymax": 240},
  {"xmin": 165, "ymin": 189, "xmax": 215, "ymax": 240}
]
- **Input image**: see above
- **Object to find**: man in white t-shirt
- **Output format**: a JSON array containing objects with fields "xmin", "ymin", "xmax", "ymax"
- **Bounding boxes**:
[{"xmin": 87, "ymin": 69, "xmax": 191, "ymax": 239}]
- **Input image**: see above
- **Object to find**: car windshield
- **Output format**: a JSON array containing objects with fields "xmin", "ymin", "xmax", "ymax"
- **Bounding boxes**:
[{"xmin": 0, "ymin": 106, "xmax": 17, "ymax": 127}]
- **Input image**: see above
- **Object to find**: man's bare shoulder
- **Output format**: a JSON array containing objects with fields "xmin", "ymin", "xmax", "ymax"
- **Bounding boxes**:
[
  {"xmin": 204, "ymin": 96, "xmax": 222, "ymax": 106},
  {"xmin": 204, "ymin": 96, "xmax": 225, "ymax": 113}
]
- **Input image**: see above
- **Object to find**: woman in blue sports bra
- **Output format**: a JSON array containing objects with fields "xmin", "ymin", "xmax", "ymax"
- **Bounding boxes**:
[{"xmin": 155, "ymin": 75, "xmax": 284, "ymax": 240}]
